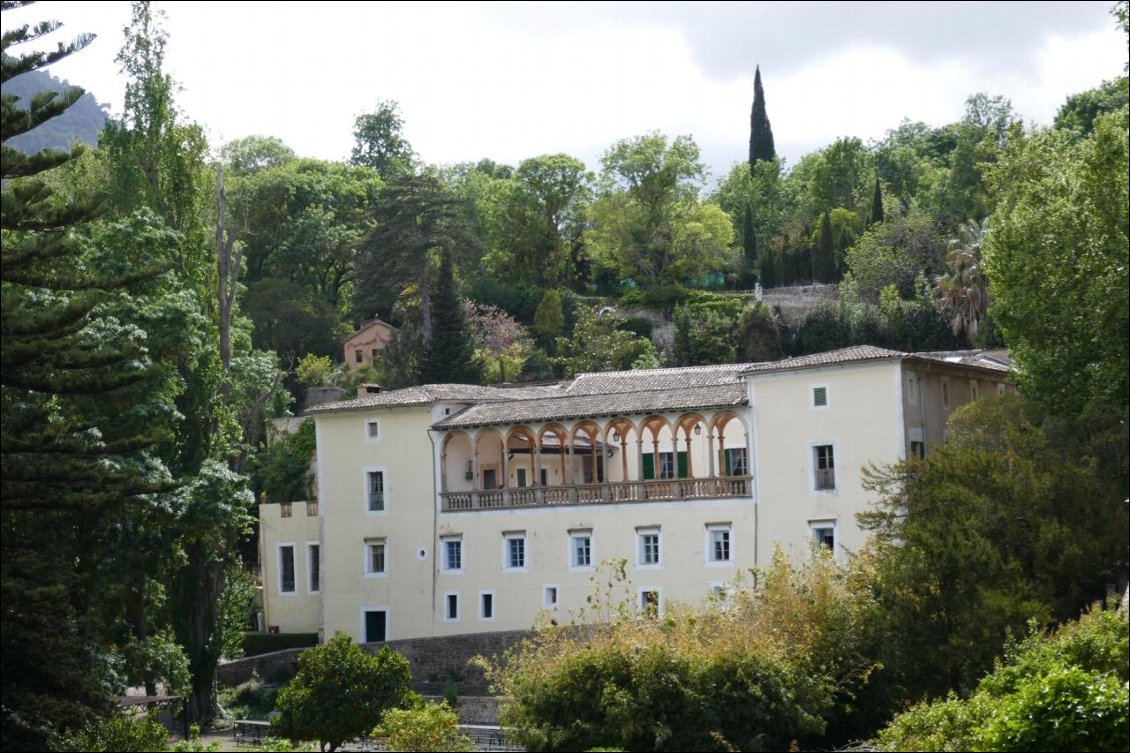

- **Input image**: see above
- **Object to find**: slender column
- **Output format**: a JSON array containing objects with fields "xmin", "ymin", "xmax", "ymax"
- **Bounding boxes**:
[
  {"xmin": 684, "ymin": 428, "xmax": 695, "ymax": 478},
  {"xmin": 707, "ymin": 432, "xmax": 716, "ymax": 478},
  {"xmin": 619, "ymin": 432, "xmax": 628, "ymax": 482},
  {"xmin": 635, "ymin": 438, "xmax": 644, "ymax": 482},
  {"xmin": 500, "ymin": 436, "xmax": 509, "ymax": 490},
  {"xmin": 441, "ymin": 451, "xmax": 448, "ymax": 492}
]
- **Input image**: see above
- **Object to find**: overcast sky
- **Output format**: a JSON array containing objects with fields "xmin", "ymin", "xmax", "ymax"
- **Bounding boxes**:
[{"xmin": 7, "ymin": 1, "xmax": 1127, "ymax": 182}]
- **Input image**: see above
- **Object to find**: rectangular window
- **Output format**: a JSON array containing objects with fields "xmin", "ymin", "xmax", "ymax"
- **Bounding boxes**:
[
  {"xmin": 910, "ymin": 440, "xmax": 926, "ymax": 459},
  {"xmin": 907, "ymin": 373, "xmax": 919, "ymax": 407},
  {"xmin": 278, "ymin": 544, "xmax": 295, "ymax": 594},
  {"xmin": 814, "ymin": 445, "xmax": 835, "ymax": 490},
  {"xmin": 724, "ymin": 447, "xmax": 748, "ymax": 476},
  {"xmin": 367, "ymin": 470, "xmax": 385, "ymax": 511},
  {"xmin": 280, "ymin": 502, "xmax": 292, "ymax": 518},
  {"xmin": 543, "ymin": 585, "xmax": 558, "ymax": 608},
  {"xmin": 570, "ymin": 531, "xmax": 592, "ymax": 568},
  {"xmin": 445, "ymin": 592, "xmax": 460, "ymax": 622},
  {"xmin": 371, "ymin": 348, "xmax": 379, "ymax": 359},
  {"xmin": 637, "ymin": 528, "xmax": 661, "ymax": 566},
  {"xmin": 708, "ymin": 525, "xmax": 731, "ymax": 563},
  {"xmin": 540, "ymin": 468, "xmax": 548, "ymax": 486},
  {"xmin": 366, "ymin": 420, "xmax": 380, "ymax": 440},
  {"xmin": 366, "ymin": 539, "xmax": 386, "ymax": 575},
  {"xmin": 942, "ymin": 377, "xmax": 951, "ymax": 409},
  {"xmin": 640, "ymin": 589, "xmax": 660, "ymax": 617},
  {"xmin": 504, "ymin": 533, "xmax": 526, "ymax": 570},
  {"xmin": 997, "ymin": 382, "xmax": 1006, "ymax": 396},
  {"xmin": 480, "ymin": 592, "xmax": 494, "ymax": 620},
  {"xmin": 307, "ymin": 543, "xmax": 320, "ymax": 593},
  {"xmin": 364, "ymin": 609, "xmax": 387, "ymax": 642},
  {"xmin": 970, "ymin": 380, "xmax": 980, "ymax": 401},
  {"xmin": 658, "ymin": 451, "xmax": 676, "ymax": 479},
  {"xmin": 354, "ymin": 349, "xmax": 363, "ymax": 363},
  {"xmin": 810, "ymin": 522, "xmax": 836, "ymax": 552},
  {"xmin": 516, "ymin": 467, "xmax": 527, "ymax": 488},
  {"xmin": 442, "ymin": 537, "xmax": 462, "ymax": 572},
  {"xmin": 812, "ymin": 385, "xmax": 828, "ymax": 407}
]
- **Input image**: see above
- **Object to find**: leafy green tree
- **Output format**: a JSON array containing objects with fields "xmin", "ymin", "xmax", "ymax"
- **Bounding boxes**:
[
  {"xmin": 807, "ymin": 136, "xmax": 873, "ymax": 214},
  {"xmin": 350, "ymin": 100, "xmax": 416, "ymax": 179},
  {"xmin": 859, "ymin": 395, "xmax": 1129, "ymax": 700},
  {"xmin": 273, "ymin": 633, "xmax": 414, "ymax": 753},
  {"xmin": 673, "ymin": 305, "xmax": 738, "ymax": 365},
  {"xmin": 481, "ymin": 154, "xmax": 591, "ymax": 288},
  {"xmin": 1055, "ymin": 78, "xmax": 1129, "ymax": 137},
  {"xmin": 420, "ymin": 250, "xmax": 480, "ymax": 384},
  {"xmin": 586, "ymin": 133, "xmax": 734, "ymax": 287},
  {"xmin": 554, "ymin": 307, "xmax": 656, "ymax": 376},
  {"xmin": 463, "ymin": 300, "xmax": 532, "ymax": 384},
  {"xmin": 843, "ymin": 206, "xmax": 947, "ymax": 302},
  {"xmin": 749, "ymin": 65, "xmax": 776, "ymax": 168},
  {"xmin": 985, "ymin": 105, "xmax": 1128, "ymax": 416},
  {"xmin": 221, "ymin": 135, "xmax": 296, "ymax": 175},
  {"xmin": 875, "ymin": 606, "xmax": 1129, "ymax": 753}
]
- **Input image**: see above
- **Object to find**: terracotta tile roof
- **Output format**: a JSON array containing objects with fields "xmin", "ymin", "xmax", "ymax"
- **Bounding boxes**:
[
  {"xmin": 305, "ymin": 384, "xmax": 560, "ymax": 414},
  {"xmin": 911, "ymin": 350, "xmax": 1012, "ymax": 372},
  {"xmin": 566, "ymin": 363, "xmax": 751, "ymax": 395},
  {"xmin": 740, "ymin": 345, "xmax": 906, "ymax": 374},
  {"xmin": 433, "ymin": 383, "xmax": 747, "ymax": 429}
]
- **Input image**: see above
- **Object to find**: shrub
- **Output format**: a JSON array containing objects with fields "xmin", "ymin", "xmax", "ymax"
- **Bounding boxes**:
[
  {"xmin": 50, "ymin": 712, "xmax": 171, "ymax": 752},
  {"xmin": 375, "ymin": 702, "xmax": 473, "ymax": 752}
]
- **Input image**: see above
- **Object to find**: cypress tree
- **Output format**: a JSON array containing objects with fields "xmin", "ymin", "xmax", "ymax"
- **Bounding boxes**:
[
  {"xmin": 871, "ymin": 177, "xmax": 885, "ymax": 226},
  {"xmin": 743, "ymin": 204, "xmax": 758, "ymax": 284},
  {"xmin": 749, "ymin": 65, "xmax": 776, "ymax": 172},
  {"xmin": 421, "ymin": 249, "xmax": 481, "ymax": 384},
  {"xmin": 818, "ymin": 211, "xmax": 835, "ymax": 282}
]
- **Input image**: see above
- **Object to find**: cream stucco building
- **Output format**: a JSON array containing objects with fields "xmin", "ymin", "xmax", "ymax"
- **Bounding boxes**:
[{"xmin": 259, "ymin": 345, "xmax": 1011, "ymax": 642}]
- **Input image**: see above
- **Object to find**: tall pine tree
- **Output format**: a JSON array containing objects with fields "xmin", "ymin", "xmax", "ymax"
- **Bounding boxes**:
[
  {"xmin": 421, "ymin": 249, "xmax": 480, "ymax": 385},
  {"xmin": 1, "ymin": 4, "xmax": 182, "ymax": 747},
  {"xmin": 749, "ymin": 65, "xmax": 776, "ymax": 172}
]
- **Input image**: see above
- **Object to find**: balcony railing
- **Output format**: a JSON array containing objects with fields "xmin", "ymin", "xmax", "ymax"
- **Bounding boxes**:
[{"xmin": 441, "ymin": 476, "xmax": 752, "ymax": 512}]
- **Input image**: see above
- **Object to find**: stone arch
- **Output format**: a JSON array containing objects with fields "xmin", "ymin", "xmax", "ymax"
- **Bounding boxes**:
[
  {"xmin": 538, "ymin": 423, "xmax": 569, "ymax": 486},
  {"xmin": 605, "ymin": 416, "xmax": 640, "ymax": 482},
  {"xmin": 474, "ymin": 429, "xmax": 505, "ymax": 490},
  {"xmin": 711, "ymin": 412, "xmax": 750, "ymax": 477},
  {"xmin": 675, "ymin": 413, "xmax": 709, "ymax": 478},
  {"xmin": 505, "ymin": 425, "xmax": 539, "ymax": 488},
  {"xmin": 571, "ymin": 420, "xmax": 604, "ymax": 484},
  {"xmin": 441, "ymin": 431, "xmax": 474, "ymax": 492}
]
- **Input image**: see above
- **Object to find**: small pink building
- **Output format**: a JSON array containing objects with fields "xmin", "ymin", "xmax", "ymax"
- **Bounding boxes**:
[{"xmin": 342, "ymin": 317, "xmax": 397, "ymax": 370}]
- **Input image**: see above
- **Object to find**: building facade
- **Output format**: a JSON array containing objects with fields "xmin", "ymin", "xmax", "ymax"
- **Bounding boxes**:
[
  {"xmin": 260, "ymin": 346, "xmax": 1011, "ymax": 642},
  {"xmin": 342, "ymin": 317, "xmax": 397, "ymax": 371}
]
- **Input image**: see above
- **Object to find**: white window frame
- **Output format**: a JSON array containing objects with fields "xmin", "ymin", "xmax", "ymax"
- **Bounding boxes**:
[
  {"xmin": 443, "ymin": 591, "xmax": 460, "ymax": 622},
  {"xmin": 568, "ymin": 530, "xmax": 593, "ymax": 570},
  {"xmin": 479, "ymin": 591, "xmax": 496, "ymax": 621},
  {"xmin": 811, "ymin": 383, "xmax": 829, "ymax": 409},
  {"xmin": 941, "ymin": 377, "xmax": 951, "ymax": 409},
  {"xmin": 809, "ymin": 520, "xmax": 838, "ymax": 559},
  {"xmin": 636, "ymin": 527, "xmax": 662, "ymax": 568},
  {"xmin": 810, "ymin": 441, "xmax": 837, "ymax": 494},
  {"xmin": 306, "ymin": 541, "xmax": 320, "ymax": 594},
  {"xmin": 705, "ymin": 523, "xmax": 733, "ymax": 566},
  {"xmin": 543, "ymin": 584, "xmax": 559, "ymax": 608},
  {"xmin": 277, "ymin": 543, "xmax": 296, "ymax": 595},
  {"xmin": 363, "ymin": 466, "xmax": 388, "ymax": 515},
  {"xmin": 907, "ymin": 372, "xmax": 920, "ymax": 408},
  {"xmin": 364, "ymin": 418, "xmax": 381, "ymax": 443},
  {"xmin": 503, "ymin": 531, "xmax": 527, "ymax": 571},
  {"xmin": 441, "ymin": 536, "xmax": 463, "ymax": 574},
  {"xmin": 725, "ymin": 447, "xmax": 749, "ymax": 477},
  {"xmin": 364, "ymin": 537, "xmax": 388, "ymax": 577},
  {"xmin": 638, "ymin": 587, "xmax": 662, "ymax": 617}
]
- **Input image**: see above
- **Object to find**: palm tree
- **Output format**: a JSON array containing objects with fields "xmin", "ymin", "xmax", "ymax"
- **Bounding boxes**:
[{"xmin": 937, "ymin": 218, "xmax": 990, "ymax": 345}]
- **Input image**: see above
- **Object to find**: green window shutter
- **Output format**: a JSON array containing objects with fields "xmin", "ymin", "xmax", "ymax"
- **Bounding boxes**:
[
  {"xmin": 642, "ymin": 453, "xmax": 655, "ymax": 480},
  {"xmin": 724, "ymin": 449, "xmax": 733, "ymax": 476},
  {"xmin": 677, "ymin": 451, "xmax": 688, "ymax": 478}
]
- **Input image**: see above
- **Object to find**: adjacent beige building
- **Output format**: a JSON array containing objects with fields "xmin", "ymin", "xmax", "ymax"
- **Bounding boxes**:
[{"xmin": 259, "ymin": 346, "xmax": 1011, "ymax": 641}]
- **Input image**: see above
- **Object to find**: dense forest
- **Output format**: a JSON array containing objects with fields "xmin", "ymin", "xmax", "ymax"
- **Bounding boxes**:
[{"xmin": 2, "ymin": 0, "xmax": 1127, "ymax": 751}]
